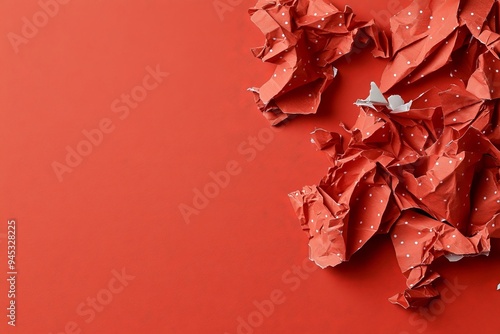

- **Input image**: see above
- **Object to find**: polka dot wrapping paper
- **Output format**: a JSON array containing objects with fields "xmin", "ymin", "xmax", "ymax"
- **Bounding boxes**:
[
  {"xmin": 249, "ymin": 0, "xmax": 500, "ymax": 308},
  {"xmin": 248, "ymin": 0, "xmax": 390, "ymax": 125}
]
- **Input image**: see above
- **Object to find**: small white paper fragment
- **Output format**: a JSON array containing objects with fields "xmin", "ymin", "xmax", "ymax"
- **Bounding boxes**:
[
  {"xmin": 333, "ymin": 66, "xmax": 338, "ymax": 77},
  {"xmin": 388, "ymin": 95, "xmax": 412, "ymax": 113},
  {"xmin": 355, "ymin": 82, "xmax": 388, "ymax": 109},
  {"xmin": 444, "ymin": 254, "xmax": 464, "ymax": 262}
]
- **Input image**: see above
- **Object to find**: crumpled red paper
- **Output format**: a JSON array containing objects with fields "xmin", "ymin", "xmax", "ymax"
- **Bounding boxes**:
[
  {"xmin": 249, "ymin": 0, "xmax": 389, "ymax": 125},
  {"xmin": 249, "ymin": 0, "xmax": 500, "ymax": 309},
  {"xmin": 380, "ymin": 0, "xmax": 500, "ymax": 93},
  {"xmin": 289, "ymin": 82, "xmax": 500, "ymax": 308}
]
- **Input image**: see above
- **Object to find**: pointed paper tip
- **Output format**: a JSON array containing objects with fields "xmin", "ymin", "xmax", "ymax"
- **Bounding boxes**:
[
  {"xmin": 354, "ymin": 82, "xmax": 388, "ymax": 108},
  {"xmin": 368, "ymin": 82, "xmax": 388, "ymax": 104}
]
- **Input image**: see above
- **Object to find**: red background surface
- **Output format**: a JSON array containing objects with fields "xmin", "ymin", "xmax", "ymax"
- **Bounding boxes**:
[{"xmin": 0, "ymin": 0, "xmax": 499, "ymax": 333}]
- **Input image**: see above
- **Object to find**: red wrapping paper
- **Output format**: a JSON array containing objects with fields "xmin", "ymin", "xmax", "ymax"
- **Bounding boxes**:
[
  {"xmin": 380, "ymin": 0, "xmax": 500, "ymax": 93},
  {"xmin": 249, "ymin": 0, "xmax": 389, "ymax": 125},
  {"xmin": 250, "ymin": 0, "xmax": 500, "ymax": 309},
  {"xmin": 289, "ymin": 82, "xmax": 500, "ymax": 308}
]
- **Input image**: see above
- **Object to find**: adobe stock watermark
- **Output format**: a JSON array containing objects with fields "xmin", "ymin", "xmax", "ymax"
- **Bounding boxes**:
[
  {"xmin": 48, "ymin": 268, "xmax": 135, "ymax": 334},
  {"xmin": 7, "ymin": 0, "xmax": 71, "ymax": 54},
  {"xmin": 51, "ymin": 64, "xmax": 169, "ymax": 182},
  {"xmin": 213, "ymin": 0, "xmax": 243, "ymax": 21},
  {"xmin": 224, "ymin": 257, "xmax": 318, "ymax": 334},
  {"xmin": 178, "ymin": 126, "xmax": 280, "ymax": 224},
  {"xmin": 399, "ymin": 277, "xmax": 467, "ymax": 334}
]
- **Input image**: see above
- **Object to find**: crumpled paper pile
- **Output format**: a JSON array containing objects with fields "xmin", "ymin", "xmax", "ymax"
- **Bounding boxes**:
[
  {"xmin": 249, "ymin": 0, "xmax": 389, "ymax": 125},
  {"xmin": 250, "ymin": 0, "xmax": 500, "ymax": 308}
]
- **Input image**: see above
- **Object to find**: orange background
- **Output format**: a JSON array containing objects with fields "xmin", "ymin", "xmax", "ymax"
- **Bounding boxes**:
[{"xmin": 0, "ymin": 0, "xmax": 499, "ymax": 333}]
